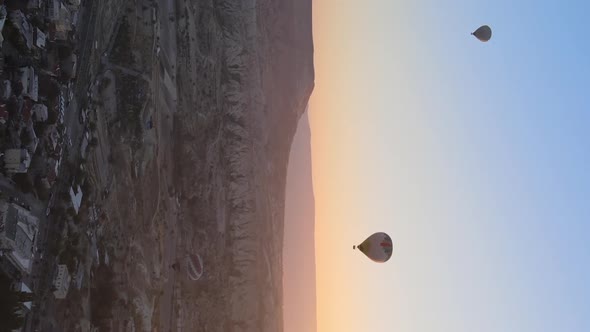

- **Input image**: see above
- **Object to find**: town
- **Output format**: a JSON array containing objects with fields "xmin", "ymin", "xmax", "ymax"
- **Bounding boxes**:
[{"xmin": 0, "ymin": 0, "xmax": 112, "ymax": 331}]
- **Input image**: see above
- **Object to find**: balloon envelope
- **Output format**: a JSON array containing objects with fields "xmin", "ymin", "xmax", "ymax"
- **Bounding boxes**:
[
  {"xmin": 354, "ymin": 232, "xmax": 393, "ymax": 263},
  {"xmin": 472, "ymin": 25, "xmax": 492, "ymax": 42}
]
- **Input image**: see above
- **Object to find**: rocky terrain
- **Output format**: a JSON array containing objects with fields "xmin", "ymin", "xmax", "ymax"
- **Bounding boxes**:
[
  {"xmin": 171, "ymin": 0, "xmax": 314, "ymax": 330},
  {"xmin": 64, "ymin": 0, "xmax": 316, "ymax": 330}
]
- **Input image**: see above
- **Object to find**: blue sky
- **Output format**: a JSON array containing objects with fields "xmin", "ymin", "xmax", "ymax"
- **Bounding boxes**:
[{"xmin": 311, "ymin": 0, "xmax": 590, "ymax": 331}]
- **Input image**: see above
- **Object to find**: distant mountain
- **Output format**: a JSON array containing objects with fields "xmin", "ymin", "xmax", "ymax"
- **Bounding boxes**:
[{"xmin": 283, "ymin": 111, "xmax": 317, "ymax": 332}]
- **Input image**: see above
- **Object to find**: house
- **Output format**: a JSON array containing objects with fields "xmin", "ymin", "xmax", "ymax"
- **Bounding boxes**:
[
  {"xmin": 69, "ymin": 185, "xmax": 83, "ymax": 214},
  {"xmin": 31, "ymin": 103, "xmax": 47, "ymax": 122},
  {"xmin": 0, "ymin": 200, "xmax": 39, "ymax": 274},
  {"xmin": 74, "ymin": 264, "xmax": 83, "ymax": 290},
  {"xmin": 24, "ymin": 123, "xmax": 39, "ymax": 155},
  {"xmin": 0, "ymin": 6, "xmax": 7, "ymax": 48},
  {"xmin": 46, "ymin": 157, "xmax": 60, "ymax": 185},
  {"xmin": 8, "ymin": 10, "xmax": 34, "ymax": 50},
  {"xmin": 47, "ymin": 0, "xmax": 61, "ymax": 21},
  {"xmin": 46, "ymin": 125, "xmax": 60, "ymax": 151},
  {"xmin": 0, "ymin": 105, "xmax": 8, "ymax": 124},
  {"xmin": 3, "ymin": 149, "xmax": 31, "ymax": 173},
  {"xmin": 12, "ymin": 281, "xmax": 33, "ymax": 313},
  {"xmin": 80, "ymin": 135, "xmax": 88, "ymax": 160},
  {"xmin": 0, "ymin": 80, "xmax": 12, "ymax": 101},
  {"xmin": 63, "ymin": 0, "xmax": 81, "ymax": 20},
  {"xmin": 45, "ymin": 131, "xmax": 60, "ymax": 153},
  {"xmin": 27, "ymin": 0, "xmax": 42, "ymax": 10},
  {"xmin": 22, "ymin": 99, "xmax": 33, "ymax": 123},
  {"xmin": 27, "ymin": 0, "xmax": 46, "ymax": 12},
  {"xmin": 60, "ymin": 53, "xmax": 77, "ymax": 80},
  {"xmin": 52, "ymin": 264, "xmax": 71, "ymax": 299},
  {"xmin": 34, "ymin": 28, "xmax": 46, "ymax": 49},
  {"xmin": 64, "ymin": 0, "xmax": 81, "ymax": 8},
  {"xmin": 18, "ymin": 67, "xmax": 39, "ymax": 102},
  {"xmin": 48, "ymin": 0, "xmax": 72, "ymax": 41}
]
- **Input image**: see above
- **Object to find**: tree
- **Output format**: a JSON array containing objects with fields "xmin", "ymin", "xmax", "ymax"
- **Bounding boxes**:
[
  {"xmin": 90, "ymin": 265, "xmax": 117, "ymax": 328},
  {"xmin": 67, "ymin": 207, "xmax": 76, "ymax": 216},
  {"xmin": 88, "ymin": 122, "xmax": 97, "ymax": 131},
  {"xmin": 81, "ymin": 181, "xmax": 92, "ymax": 194},
  {"xmin": 39, "ymin": 75, "xmax": 60, "ymax": 101},
  {"xmin": 53, "ymin": 206, "xmax": 65, "ymax": 218},
  {"xmin": 34, "ymin": 123, "xmax": 48, "ymax": 137},
  {"xmin": 13, "ymin": 173, "xmax": 34, "ymax": 193},
  {"xmin": 89, "ymin": 138, "xmax": 98, "ymax": 147},
  {"xmin": 20, "ymin": 129, "xmax": 32, "ymax": 146},
  {"xmin": 59, "ymin": 191, "xmax": 70, "ymax": 201},
  {"xmin": 34, "ymin": 177, "xmax": 50, "ymax": 201}
]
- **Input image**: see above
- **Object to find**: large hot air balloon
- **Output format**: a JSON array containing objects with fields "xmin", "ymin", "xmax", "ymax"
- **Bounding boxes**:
[
  {"xmin": 354, "ymin": 232, "xmax": 393, "ymax": 263},
  {"xmin": 472, "ymin": 25, "xmax": 492, "ymax": 42}
]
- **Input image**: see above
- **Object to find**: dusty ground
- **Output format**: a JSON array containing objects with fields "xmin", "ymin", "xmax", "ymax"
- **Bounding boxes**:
[
  {"xmin": 55, "ymin": 0, "xmax": 313, "ymax": 330},
  {"xmin": 78, "ymin": 0, "xmax": 188, "ymax": 330}
]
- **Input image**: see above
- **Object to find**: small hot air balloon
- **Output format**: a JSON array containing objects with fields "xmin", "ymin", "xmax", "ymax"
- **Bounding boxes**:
[
  {"xmin": 472, "ymin": 25, "xmax": 492, "ymax": 42},
  {"xmin": 354, "ymin": 232, "xmax": 394, "ymax": 263}
]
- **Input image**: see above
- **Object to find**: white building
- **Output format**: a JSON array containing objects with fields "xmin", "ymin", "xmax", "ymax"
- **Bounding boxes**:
[
  {"xmin": 66, "ymin": 0, "xmax": 81, "ymax": 7},
  {"xmin": 13, "ymin": 281, "xmax": 33, "ymax": 312},
  {"xmin": 1, "ymin": 80, "xmax": 12, "ymax": 100},
  {"xmin": 47, "ymin": 0, "xmax": 61, "ymax": 21},
  {"xmin": 0, "ymin": 6, "xmax": 7, "ymax": 48},
  {"xmin": 48, "ymin": 0, "xmax": 72, "ymax": 41},
  {"xmin": 53, "ymin": 264, "xmax": 71, "ymax": 299},
  {"xmin": 27, "ymin": 0, "xmax": 44, "ymax": 11},
  {"xmin": 69, "ymin": 185, "xmax": 83, "ymax": 214},
  {"xmin": 35, "ymin": 28, "xmax": 47, "ymax": 49},
  {"xmin": 61, "ymin": 53, "xmax": 77, "ymax": 80},
  {"xmin": 18, "ymin": 67, "xmax": 39, "ymax": 102},
  {"xmin": 0, "ymin": 201, "xmax": 39, "ymax": 274},
  {"xmin": 80, "ymin": 135, "xmax": 88, "ymax": 160},
  {"xmin": 32, "ymin": 104, "xmax": 48, "ymax": 122},
  {"xmin": 8, "ymin": 10, "xmax": 34, "ymax": 50},
  {"xmin": 3, "ymin": 149, "xmax": 31, "ymax": 174}
]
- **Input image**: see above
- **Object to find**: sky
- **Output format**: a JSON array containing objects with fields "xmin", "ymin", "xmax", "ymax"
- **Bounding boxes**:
[
  {"xmin": 283, "ymin": 113, "xmax": 317, "ymax": 332},
  {"xmin": 310, "ymin": 0, "xmax": 590, "ymax": 331}
]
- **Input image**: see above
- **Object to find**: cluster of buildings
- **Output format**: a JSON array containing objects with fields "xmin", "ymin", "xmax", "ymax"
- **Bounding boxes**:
[
  {"xmin": 0, "ymin": 0, "xmax": 81, "ymax": 189},
  {"xmin": 0, "ymin": 1, "xmax": 85, "ymax": 322},
  {"xmin": 0, "ymin": 194, "xmax": 71, "ymax": 317},
  {"xmin": 0, "ymin": 197, "xmax": 39, "ymax": 276}
]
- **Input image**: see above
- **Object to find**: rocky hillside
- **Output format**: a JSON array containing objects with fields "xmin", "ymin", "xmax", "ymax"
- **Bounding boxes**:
[{"xmin": 173, "ymin": 0, "xmax": 314, "ymax": 330}]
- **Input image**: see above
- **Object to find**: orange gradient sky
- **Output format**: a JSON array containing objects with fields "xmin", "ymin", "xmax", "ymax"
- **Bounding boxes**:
[{"xmin": 310, "ymin": 0, "xmax": 590, "ymax": 331}]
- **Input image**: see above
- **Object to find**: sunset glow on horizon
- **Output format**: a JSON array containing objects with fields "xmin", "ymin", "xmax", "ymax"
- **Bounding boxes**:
[{"xmin": 310, "ymin": 0, "xmax": 590, "ymax": 331}]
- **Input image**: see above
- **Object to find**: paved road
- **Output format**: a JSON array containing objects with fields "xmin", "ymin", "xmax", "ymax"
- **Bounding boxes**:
[
  {"xmin": 74, "ymin": 0, "xmax": 99, "ymax": 102},
  {"xmin": 155, "ymin": 0, "xmax": 181, "ymax": 329}
]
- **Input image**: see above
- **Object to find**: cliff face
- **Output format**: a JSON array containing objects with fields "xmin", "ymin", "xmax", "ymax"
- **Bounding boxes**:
[{"xmin": 173, "ymin": 0, "xmax": 314, "ymax": 330}]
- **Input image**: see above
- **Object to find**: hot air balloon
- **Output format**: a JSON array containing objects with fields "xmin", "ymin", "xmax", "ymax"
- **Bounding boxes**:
[
  {"xmin": 472, "ymin": 25, "xmax": 492, "ymax": 42},
  {"xmin": 354, "ymin": 232, "xmax": 393, "ymax": 263}
]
